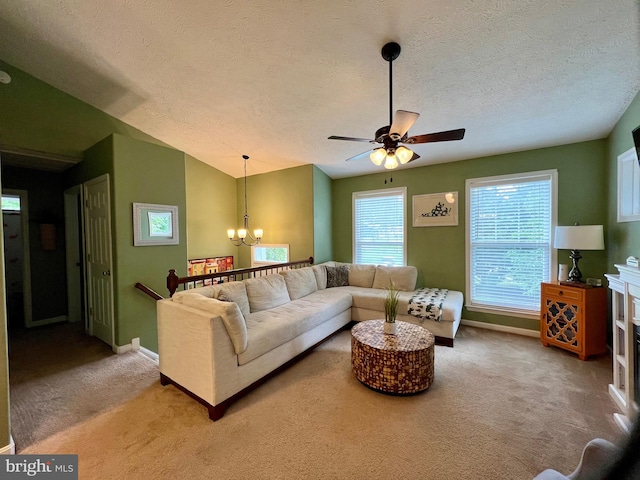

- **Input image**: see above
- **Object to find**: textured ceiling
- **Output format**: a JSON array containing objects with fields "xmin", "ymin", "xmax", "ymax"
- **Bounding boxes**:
[{"xmin": 0, "ymin": 1, "xmax": 639, "ymax": 179}]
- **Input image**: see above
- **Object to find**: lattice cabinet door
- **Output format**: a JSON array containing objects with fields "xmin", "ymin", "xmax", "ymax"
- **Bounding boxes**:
[{"xmin": 540, "ymin": 282, "xmax": 607, "ymax": 361}]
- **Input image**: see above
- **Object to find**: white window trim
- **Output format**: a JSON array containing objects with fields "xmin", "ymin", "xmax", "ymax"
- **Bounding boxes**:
[
  {"xmin": 465, "ymin": 169, "xmax": 558, "ymax": 319},
  {"xmin": 251, "ymin": 244, "xmax": 290, "ymax": 267},
  {"xmin": 352, "ymin": 186, "xmax": 407, "ymax": 266},
  {"xmin": 617, "ymin": 147, "xmax": 640, "ymax": 222}
]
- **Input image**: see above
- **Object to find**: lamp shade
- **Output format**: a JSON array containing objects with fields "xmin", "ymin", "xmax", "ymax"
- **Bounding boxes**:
[
  {"xmin": 370, "ymin": 148, "xmax": 386, "ymax": 166},
  {"xmin": 554, "ymin": 225, "xmax": 604, "ymax": 250}
]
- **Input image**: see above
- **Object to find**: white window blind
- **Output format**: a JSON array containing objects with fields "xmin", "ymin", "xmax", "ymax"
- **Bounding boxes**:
[
  {"xmin": 466, "ymin": 171, "xmax": 557, "ymax": 314},
  {"xmin": 353, "ymin": 187, "xmax": 406, "ymax": 266}
]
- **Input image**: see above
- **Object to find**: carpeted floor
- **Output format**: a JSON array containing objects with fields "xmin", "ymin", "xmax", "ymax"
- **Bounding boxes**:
[{"xmin": 9, "ymin": 322, "xmax": 622, "ymax": 479}]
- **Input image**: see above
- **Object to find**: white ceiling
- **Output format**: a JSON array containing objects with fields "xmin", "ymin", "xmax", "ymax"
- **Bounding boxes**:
[{"xmin": 0, "ymin": 1, "xmax": 639, "ymax": 179}]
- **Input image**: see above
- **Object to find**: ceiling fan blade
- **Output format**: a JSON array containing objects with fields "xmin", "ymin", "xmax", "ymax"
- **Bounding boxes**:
[
  {"xmin": 404, "ymin": 128, "xmax": 466, "ymax": 144},
  {"xmin": 345, "ymin": 150, "xmax": 373, "ymax": 162},
  {"xmin": 390, "ymin": 110, "xmax": 420, "ymax": 139},
  {"xmin": 328, "ymin": 135, "xmax": 375, "ymax": 143},
  {"xmin": 407, "ymin": 152, "xmax": 421, "ymax": 163}
]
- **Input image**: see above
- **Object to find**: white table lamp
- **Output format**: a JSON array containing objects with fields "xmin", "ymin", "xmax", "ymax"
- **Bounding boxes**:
[{"xmin": 554, "ymin": 225, "xmax": 604, "ymax": 283}]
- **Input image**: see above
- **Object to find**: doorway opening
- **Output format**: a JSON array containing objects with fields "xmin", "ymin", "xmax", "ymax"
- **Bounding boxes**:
[{"xmin": 2, "ymin": 189, "xmax": 32, "ymax": 330}]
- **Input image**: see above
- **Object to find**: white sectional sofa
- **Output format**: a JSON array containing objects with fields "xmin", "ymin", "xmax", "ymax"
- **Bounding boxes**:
[{"xmin": 157, "ymin": 262, "xmax": 463, "ymax": 420}]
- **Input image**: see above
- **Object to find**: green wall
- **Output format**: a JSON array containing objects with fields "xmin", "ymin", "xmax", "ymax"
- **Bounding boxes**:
[
  {"xmin": 184, "ymin": 155, "xmax": 238, "ymax": 264},
  {"xmin": 67, "ymin": 134, "xmax": 189, "ymax": 351},
  {"xmin": 112, "ymin": 134, "xmax": 187, "ymax": 350},
  {"xmin": 333, "ymin": 139, "xmax": 608, "ymax": 331},
  {"xmin": 236, "ymin": 165, "xmax": 315, "ymax": 268},
  {"xmin": 313, "ymin": 166, "xmax": 333, "ymax": 263},
  {"xmin": 0, "ymin": 60, "xmax": 166, "ymax": 159},
  {"xmin": 607, "ymin": 90, "xmax": 640, "ymax": 266}
]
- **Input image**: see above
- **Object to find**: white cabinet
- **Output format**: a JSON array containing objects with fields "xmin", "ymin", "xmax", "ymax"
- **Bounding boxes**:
[{"xmin": 605, "ymin": 265, "xmax": 640, "ymax": 432}]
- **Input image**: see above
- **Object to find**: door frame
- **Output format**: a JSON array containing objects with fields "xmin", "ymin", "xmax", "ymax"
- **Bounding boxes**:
[
  {"xmin": 2, "ymin": 188, "xmax": 33, "ymax": 328},
  {"xmin": 64, "ymin": 185, "xmax": 84, "ymax": 327}
]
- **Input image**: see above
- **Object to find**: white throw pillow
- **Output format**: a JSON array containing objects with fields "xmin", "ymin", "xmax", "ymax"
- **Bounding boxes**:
[
  {"xmin": 173, "ymin": 295, "xmax": 247, "ymax": 354},
  {"xmin": 244, "ymin": 274, "xmax": 291, "ymax": 312},
  {"xmin": 280, "ymin": 267, "xmax": 318, "ymax": 300},
  {"xmin": 372, "ymin": 266, "xmax": 418, "ymax": 291}
]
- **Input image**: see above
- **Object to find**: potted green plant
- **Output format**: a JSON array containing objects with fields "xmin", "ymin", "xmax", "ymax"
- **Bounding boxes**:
[{"xmin": 384, "ymin": 281, "xmax": 400, "ymax": 335}]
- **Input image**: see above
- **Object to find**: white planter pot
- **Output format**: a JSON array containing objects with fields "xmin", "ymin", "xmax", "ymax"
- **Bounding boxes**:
[{"xmin": 383, "ymin": 321, "xmax": 397, "ymax": 335}]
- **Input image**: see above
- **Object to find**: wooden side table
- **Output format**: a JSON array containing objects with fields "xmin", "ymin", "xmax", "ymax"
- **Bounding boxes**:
[
  {"xmin": 540, "ymin": 282, "xmax": 607, "ymax": 361},
  {"xmin": 351, "ymin": 320, "xmax": 434, "ymax": 394}
]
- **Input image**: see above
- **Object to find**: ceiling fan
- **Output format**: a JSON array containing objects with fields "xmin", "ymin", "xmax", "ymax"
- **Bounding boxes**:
[{"xmin": 328, "ymin": 42, "xmax": 465, "ymax": 170}]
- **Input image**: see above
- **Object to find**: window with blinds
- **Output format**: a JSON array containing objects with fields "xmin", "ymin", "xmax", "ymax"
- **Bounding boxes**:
[
  {"xmin": 466, "ymin": 170, "xmax": 557, "ymax": 315},
  {"xmin": 353, "ymin": 187, "xmax": 406, "ymax": 266}
]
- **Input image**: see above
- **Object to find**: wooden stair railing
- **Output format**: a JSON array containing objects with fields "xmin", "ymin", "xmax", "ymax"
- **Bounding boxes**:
[
  {"xmin": 166, "ymin": 256, "xmax": 314, "ymax": 297},
  {"xmin": 135, "ymin": 282, "xmax": 164, "ymax": 301}
]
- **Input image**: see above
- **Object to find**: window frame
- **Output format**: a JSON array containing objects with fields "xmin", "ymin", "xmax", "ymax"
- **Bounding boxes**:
[
  {"xmin": 251, "ymin": 244, "xmax": 290, "ymax": 267},
  {"xmin": 465, "ymin": 169, "xmax": 558, "ymax": 319},
  {"xmin": 352, "ymin": 186, "xmax": 407, "ymax": 266}
]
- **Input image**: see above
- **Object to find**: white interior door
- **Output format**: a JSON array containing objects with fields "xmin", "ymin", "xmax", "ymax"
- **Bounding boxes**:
[{"xmin": 84, "ymin": 174, "xmax": 114, "ymax": 347}]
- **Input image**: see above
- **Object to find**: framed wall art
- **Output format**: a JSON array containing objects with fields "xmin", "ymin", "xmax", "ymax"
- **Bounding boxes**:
[
  {"xmin": 133, "ymin": 202, "xmax": 179, "ymax": 246},
  {"xmin": 412, "ymin": 192, "xmax": 458, "ymax": 227}
]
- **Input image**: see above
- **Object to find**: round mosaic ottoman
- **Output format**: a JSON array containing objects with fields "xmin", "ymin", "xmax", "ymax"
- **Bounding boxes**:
[{"xmin": 351, "ymin": 319, "xmax": 434, "ymax": 394}]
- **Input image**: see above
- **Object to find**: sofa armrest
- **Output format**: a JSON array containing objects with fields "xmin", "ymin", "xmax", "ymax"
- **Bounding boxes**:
[{"xmin": 157, "ymin": 299, "xmax": 240, "ymax": 406}]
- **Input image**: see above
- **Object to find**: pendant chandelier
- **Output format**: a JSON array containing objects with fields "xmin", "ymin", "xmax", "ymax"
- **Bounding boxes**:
[{"xmin": 227, "ymin": 155, "xmax": 263, "ymax": 246}]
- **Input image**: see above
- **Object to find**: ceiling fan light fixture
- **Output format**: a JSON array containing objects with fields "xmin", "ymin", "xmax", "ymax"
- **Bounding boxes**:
[
  {"xmin": 384, "ymin": 153, "xmax": 398, "ymax": 170},
  {"xmin": 370, "ymin": 148, "xmax": 386, "ymax": 166},
  {"xmin": 396, "ymin": 146, "xmax": 413, "ymax": 164}
]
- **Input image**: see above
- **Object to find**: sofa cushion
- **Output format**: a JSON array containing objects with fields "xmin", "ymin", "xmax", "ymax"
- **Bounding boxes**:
[
  {"xmin": 238, "ymin": 289, "xmax": 352, "ymax": 365},
  {"xmin": 348, "ymin": 264, "xmax": 376, "ymax": 288},
  {"xmin": 326, "ymin": 265, "xmax": 349, "ymax": 287},
  {"xmin": 312, "ymin": 265, "xmax": 328, "ymax": 290},
  {"xmin": 172, "ymin": 295, "xmax": 247, "ymax": 354},
  {"xmin": 171, "ymin": 281, "xmax": 251, "ymax": 317},
  {"xmin": 280, "ymin": 267, "xmax": 318, "ymax": 300},
  {"xmin": 214, "ymin": 281, "xmax": 251, "ymax": 317},
  {"xmin": 372, "ymin": 266, "xmax": 418, "ymax": 291},
  {"xmin": 244, "ymin": 274, "xmax": 291, "ymax": 312}
]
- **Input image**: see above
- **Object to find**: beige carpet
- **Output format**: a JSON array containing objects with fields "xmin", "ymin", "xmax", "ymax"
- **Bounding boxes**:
[{"xmin": 9, "ymin": 323, "xmax": 622, "ymax": 479}]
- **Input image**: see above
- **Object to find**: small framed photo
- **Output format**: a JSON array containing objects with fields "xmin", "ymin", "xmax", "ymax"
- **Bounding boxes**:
[
  {"xmin": 133, "ymin": 203, "xmax": 179, "ymax": 246},
  {"xmin": 412, "ymin": 192, "xmax": 458, "ymax": 227}
]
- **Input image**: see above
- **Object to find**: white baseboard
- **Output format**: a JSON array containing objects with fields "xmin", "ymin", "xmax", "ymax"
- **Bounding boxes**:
[
  {"xmin": 139, "ymin": 346, "xmax": 159, "ymax": 363},
  {"xmin": 0, "ymin": 436, "xmax": 15, "ymax": 454},
  {"xmin": 461, "ymin": 319, "xmax": 539, "ymax": 338},
  {"xmin": 114, "ymin": 343, "xmax": 132, "ymax": 354},
  {"xmin": 114, "ymin": 338, "xmax": 158, "ymax": 363},
  {"xmin": 114, "ymin": 337, "xmax": 139, "ymax": 354}
]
